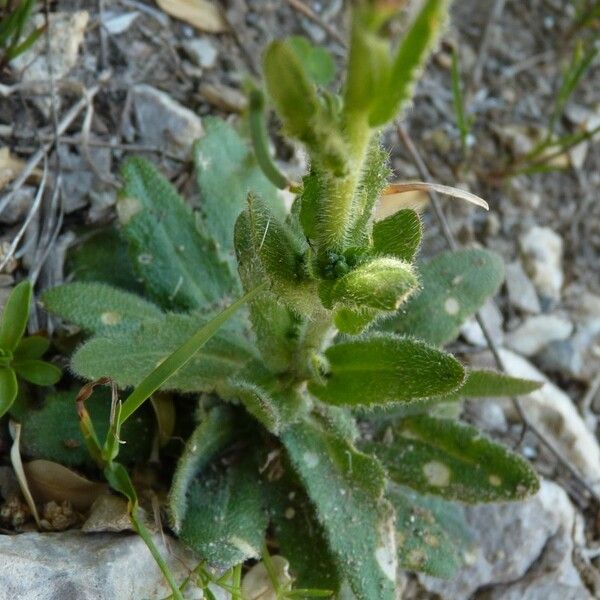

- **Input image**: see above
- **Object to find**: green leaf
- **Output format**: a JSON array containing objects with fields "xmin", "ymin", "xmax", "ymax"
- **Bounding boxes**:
[
  {"xmin": 388, "ymin": 485, "xmax": 471, "ymax": 578},
  {"xmin": 72, "ymin": 312, "xmax": 256, "ymax": 395},
  {"xmin": 12, "ymin": 359, "xmax": 61, "ymax": 386},
  {"xmin": 383, "ymin": 248, "xmax": 504, "ymax": 346},
  {"xmin": 282, "ymin": 418, "xmax": 396, "ymax": 600},
  {"xmin": 42, "ymin": 282, "xmax": 163, "ymax": 334},
  {"xmin": 287, "ymin": 36, "xmax": 336, "ymax": 86},
  {"xmin": 14, "ymin": 336, "xmax": 50, "ymax": 359},
  {"xmin": 369, "ymin": 0, "xmax": 450, "ymax": 126},
  {"xmin": 241, "ymin": 195, "xmax": 314, "ymax": 313},
  {"xmin": 179, "ymin": 457, "xmax": 268, "ymax": 569},
  {"xmin": 368, "ymin": 415, "xmax": 539, "ymax": 502},
  {"xmin": 0, "ymin": 280, "xmax": 32, "ymax": 351},
  {"xmin": 234, "ymin": 201, "xmax": 306, "ymax": 372},
  {"xmin": 119, "ymin": 157, "xmax": 237, "ymax": 311},
  {"xmin": 195, "ymin": 117, "xmax": 284, "ymax": 257},
  {"xmin": 332, "ymin": 305, "xmax": 379, "ymax": 335},
  {"xmin": 168, "ymin": 406, "xmax": 236, "ymax": 532},
  {"xmin": 0, "ymin": 367, "xmax": 18, "ymax": 417},
  {"xmin": 309, "ymin": 333, "xmax": 465, "ymax": 407},
  {"xmin": 66, "ymin": 227, "xmax": 143, "ymax": 294},
  {"xmin": 267, "ymin": 470, "xmax": 341, "ymax": 592},
  {"xmin": 19, "ymin": 389, "xmax": 153, "ymax": 467},
  {"xmin": 325, "ymin": 257, "xmax": 418, "ymax": 311},
  {"xmin": 456, "ymin": 370, "xmax": 542, "ymax": 398},
  {"xmin": 372, "ymin": 209, "xmax": 422, "ymax": 261},
  {"xmin": 263, "ymin": 40, "xmax": 322, "ymax": 143}
]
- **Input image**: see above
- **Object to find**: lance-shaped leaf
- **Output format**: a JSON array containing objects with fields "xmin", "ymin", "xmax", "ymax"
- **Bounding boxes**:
[
  {"xmin": 455, "ymin": 369, "xmax": 542, "ymax": 398},
  {"xmin": 241, "ymin": 195, "xmax": 315, "ymax": 313},
  {"xmin": 368, "ymin": 415, "xmax": 539, "ymax": 502},
  {"xmin": 195, "ymin": 117, "xmax": 284, "ymax": 258},
  {"xmin": 72, "ymin": 313, "xmax": 255, "ymax": 393},
  {"xmin": 179, "ymin": 457, "xmax": 268, "ymax": 569},
  {"xmin": 66, "ymin": 227, "xmax": 143, "ymax": 294},
  {"xmin": 234, "ymin": 206, "xmax": 303, "ymax": 373},
  {"xmin": 168, "ymin": 406, "xmax": 236, "ymax": 532},
  {"xmin": 369, "ymin": 0, "xmax": 450, "ymax": 126},
  {"xmin": 388, "ymin": 485, "xmax": 472, "ymax": 578},
  {"xmin": 383, "ymin": 248, "xmax": 504, "ymax": 346},
  {"xmin": 267, "ymin": 468, "xmax": 340, "ymax": 592},
  {"xmin": 282, "ymin": 418, "xmax": 397, "ymax": 600},
  {"xmin": 263, "ymin": 40, "xmax": 322, "ymax": 143},
  {"xmin": 324, "ymin": 256, "xmax": 418, "ymax": 311},
  {"xmin": 0, "ymin": 280, "xmax": 31, "ymax": 351},
  {"xmin": 0, "ymin": 367, "xmax": 18, "ymax": 417},
  {"xmin": 119, "ymin": 157, "xmax": 237, "ymax": 311},
  {"xmin": 372, "ymin": 209, "xmax": 422, "ymax": 261},
  {"xmin": 333, "ymin": 305, "xmax": 380, "ymax": 335},
  {"xmin": 287, "ymin": 36, "xmax": 336, "ymax": 86},
  {"xmin": 309, "ymin": 333, "xmax": 464, "ymax": 407},
  {"xmin": 42, "ymin": 282, "xmax": 163, "ymax": 334},
  {"xmin": 19, "ymin": 389, "xmax": 153, "ymax": 467}
]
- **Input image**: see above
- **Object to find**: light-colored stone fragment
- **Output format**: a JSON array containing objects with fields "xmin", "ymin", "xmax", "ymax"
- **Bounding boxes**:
[
  {"xmin": 506, "ymin": 314, "xmax": 573, "ymax": 356},
  {"xmin": 505, "ymin": 261, "xmax": 541, "ymax": 314}
]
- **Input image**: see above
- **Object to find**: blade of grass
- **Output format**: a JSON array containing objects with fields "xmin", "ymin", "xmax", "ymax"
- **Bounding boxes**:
[{"xmin": 118, "ymin": 283, "xmax": 266, "ymax": 425}]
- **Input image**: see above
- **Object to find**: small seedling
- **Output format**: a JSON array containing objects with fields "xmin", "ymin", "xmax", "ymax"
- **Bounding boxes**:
[
  {"xmin": 40, "ymin": 2, "xmax": 544, "ymax": 598},
  {"xmin": 0, "ymin": 280, "xmax": 61, "ymax": 416}
]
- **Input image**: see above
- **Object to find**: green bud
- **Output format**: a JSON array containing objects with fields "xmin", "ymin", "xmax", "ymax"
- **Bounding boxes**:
[{"xmin": 328, "ymin": 256, "xmax": 418, "ymax": 311}]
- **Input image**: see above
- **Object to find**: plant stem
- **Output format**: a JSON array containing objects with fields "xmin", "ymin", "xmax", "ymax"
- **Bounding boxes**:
[{"xmin": 318, "ymin": 115, "xmax": 372, "ymax": 253}]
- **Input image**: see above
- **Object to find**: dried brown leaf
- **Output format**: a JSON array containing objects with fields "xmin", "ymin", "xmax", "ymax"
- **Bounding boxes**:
[
  {"xmin": 156, "ymin": 0, "xmax": 227, "ymax": 33},
  {"xmin": 23, "ymin": 459, "xmax": 108, "ymax": 512}
]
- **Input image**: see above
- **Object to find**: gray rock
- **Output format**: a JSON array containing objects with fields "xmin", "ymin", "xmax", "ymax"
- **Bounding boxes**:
[
  {"xmin": 506, "ymin": 314, "xmax": 573, "ymax": 356},
  {"xmin": 184, "ymin": 38, "xmax": 218, "ymax": 69},
  {"xmin": 505, "ymin": 261, "xmax": 541, "ymax": 314},
  {"xmin": 460, "ymin": 300, "xmax": 504, "ymax": 347},
  {"xmin": 0, "ymin": 530, "xmax": 197, "ymax": 599},
  {"xmin": 133, "ymin": 84, "xmax": 203, "ymax": 158},
  {"xmin": 0, "ymin": 187, "xmax": 35, "ymax": 225},
  {"xmin": 519, "ymin": 226, "xmax": 564, "ymax": 303},
  {"xmin": 419, "ymin": 480, "xmax": 591, "ymax": 600}
]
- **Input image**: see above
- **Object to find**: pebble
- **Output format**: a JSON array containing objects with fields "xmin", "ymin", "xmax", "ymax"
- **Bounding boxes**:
[
  {"xmin": 505, "ymin": 261, "xmax": 541, "ymax": 314},
  {"xmin": 519, "ymin": 226, "xmax": 564, "ymax": 303},
  {"xmin": 184, "ymin": 38, "xmax": 218, "ymax": 69},
  {"xmin": 418, "ymin": 480, "xmax": 590, "ymax": 599},
  {"xmin": 505, "ymin": 314, "xmax": 573, "ymax": 356},
  {"xmin": 460, "ymin": 300, "xmax": 504, "ymax": 347},
  {"xmin": 133, "ymin": 84, "xmax": 204, "ymax": 158}
]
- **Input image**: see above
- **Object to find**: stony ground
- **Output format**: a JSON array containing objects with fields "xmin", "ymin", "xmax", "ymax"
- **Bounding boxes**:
[{"xmin": 0, "ymin": 1, "xmax": 599, "ymax": 598}]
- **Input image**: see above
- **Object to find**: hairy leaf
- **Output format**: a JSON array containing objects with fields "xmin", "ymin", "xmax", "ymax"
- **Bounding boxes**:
[
  {"xmin": 42, "ymin": 282, "xmax": 163, "ymax": 334},
  {"xmin": 309, "ymin": 333, "xmax": 465, "ymax": 407},
  {"xmin": 368, "ymin": 415, "xmax": 539, "ymax": 502},
  {"xmin": 267, "ymin": 470, "xmax": 340, "ymax": 591},
  {"xmin": 72, "ymin": 313, "xmax": 255, "ymax": 393},
  {"xmin": 369, "ymin": 0, "xmax": 450, "ymax": 126},
  {"xmin": 388, "ymin": 485, "xmax": 471, "ymax": 578},
  {"xmin": 20, "ymin": 389, "xmax": 153, "ymax": 467},
  {"xmin": 372, "ymin": 209, "xmax": 422, "ymax": 261},
  {"xmin": 235, "ymin": 206, "xmax": 304, "ymax": 372},
  {"xmin": 326, "ymin": 257, "xmax": 418, "ymax": 311},
  {"xmin": 0, "ymin": 280, "xmax": 31, "ymax": 351},
  {"xmin": 119, "ymin": 157, "xmax": 237, "ymax": 311},
  {"xmin": 457, "ymin": 369, "xmax": 542, "ymax": 398},
  {"xmin": 282, "ymin": 418, "xmax": 397, "ymax": 600},
  {"xmin": 66, "ymin": 227, "xmax": 142, "ymax": 294},
  {"xmin": 168, "ymin": 406, "xmax": 236, "ymax": 532},
  {"xmin": 194, "ymin": 117, "xmax": 284, "ymax": 257},
  {"xmin": 179, "ymin": 458, "xmax": 268, "ymax": 569},
  {"xmin": 287, "ymin": 36, "xmax": 335, "ymax": 86},
  {"xmin": 383, "ymin": 248, "xmax": 504, "ymax": 346}
]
